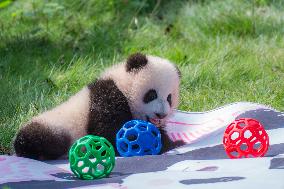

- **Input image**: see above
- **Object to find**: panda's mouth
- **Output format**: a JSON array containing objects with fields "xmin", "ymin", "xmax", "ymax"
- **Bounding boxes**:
[{"xmin": 146, "ymin": 116, "xmax": 162, "ymax": 126}]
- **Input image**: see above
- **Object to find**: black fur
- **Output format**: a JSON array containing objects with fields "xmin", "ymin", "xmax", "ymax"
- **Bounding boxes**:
[
  {"xmin": 167, "ymin": 94, "xmax": 172, "ymax": 107},
  {"xmin": 126, "ymin": 53, "xmax": 148, "ymax": 72},
  {"xmin": 87, "ymin": 79, "xmax": 133, "ymax": 151},
  {"xmin": 160, "ymin": 128, "xmax": 185, "ymax": 153},
  {"xmin": 14, "ymin": 122, "xmax": 71, "ymax": 160},
  {"xmin": 143, "ymin": 89, "xmax": 158, "ymax": 103}
]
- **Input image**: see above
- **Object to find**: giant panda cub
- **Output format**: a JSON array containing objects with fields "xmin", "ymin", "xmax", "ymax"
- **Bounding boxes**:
[{"xmin": 13, "ymin": 53, "xmax": 184, "ymax": 160}]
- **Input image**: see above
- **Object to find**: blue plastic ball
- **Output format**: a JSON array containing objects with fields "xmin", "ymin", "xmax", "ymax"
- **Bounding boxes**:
[{"xmin": 116, "ymin": 120, "xmax": 162, "ymax": 157}]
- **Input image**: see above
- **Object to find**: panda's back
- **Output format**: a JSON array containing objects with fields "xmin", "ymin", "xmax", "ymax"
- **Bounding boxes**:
[{"xmin": 33, "ymin": 87, "xmax": 91, "ymax": 141}]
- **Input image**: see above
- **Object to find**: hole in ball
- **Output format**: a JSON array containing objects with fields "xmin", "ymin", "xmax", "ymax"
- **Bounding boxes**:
[
  {"xmin": 127, "ymin": 134, "xmax": 137, "ymax": 142},
  {"xmin": 90, "ymin": 158, "xmax": 97, "ymax": 163},
  {"xmin": 230, "ymin": 132, "xmax": 239, "ymax": 140},
  {"xmin": 77, "ymin": 161, "xmax": 84, "ymax": 167},
  {"xmin": 76, "ymin": 145, "xmax": 87, "ymax": 157},
  {"xmin": 89, "ymin": 154, "xmax": 97, "ymax": 163},
  {"xmin": 253, "ymin": 142, "xmax": 262, "ymax": 150},
  {"xmin": 230, "ymin": 150, "xmax": 239, "ymax": 158},
  {"xmin": 82, "ymin": 167, "xmax": 89, "ymax": 173},
  {"xmin": 244, "ymin": 130, "xmax": 252, "ymax": 139},
  {"xmin": 96, "ymin": 164, "xmax": 104, "ymax": 172},
  {"xmin": 240, "ymin": 143, "xmax": 248, "ymax": 151},
  {"xmin": 239, "ymin": 122, "xmax": 246, "ymax": 127},
  {"xmin": 119, "ymin": 141, "xmax": 129, "ymax": 152},
  {"xmin": 95, "ymin": 145, "xmax": 102, "ymax": 151},
  {"xmin": 131, "ymin": 144, "xmax": 140, "ymax": 152},
  {"xmin": 80, "ymin": 146, "xmax": 86, "ymax": 153},
  {"xmin": 101, "ymin": 150, "xmax": 107, "ymax": 157}
]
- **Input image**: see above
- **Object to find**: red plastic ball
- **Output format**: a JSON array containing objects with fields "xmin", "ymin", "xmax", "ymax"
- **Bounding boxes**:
[{"xmin": 223, "ymin": 118, "xmax": 269, "ymax": 159}]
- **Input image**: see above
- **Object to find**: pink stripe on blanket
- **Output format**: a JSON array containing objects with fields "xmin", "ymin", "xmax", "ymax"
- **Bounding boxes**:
[
  {"xmin": 182, "ymin": 133, "xmax": 191, "ymax": 142},
  {"xmin": 166, "ymin": 117, "xmax": 225, "ymax": 127},
  {"xmin": 166, "ymin": 121, "xmax": 197, "ymax": 126},
  {"xmin": 177, "ymin": 133, "xmax": 183, "ymax": 141}
]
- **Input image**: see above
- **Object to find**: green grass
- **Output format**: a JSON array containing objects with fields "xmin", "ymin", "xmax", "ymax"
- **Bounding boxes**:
[{"xmin": 1, "ymin": 0, "xmax": 284, "ymax": 154}]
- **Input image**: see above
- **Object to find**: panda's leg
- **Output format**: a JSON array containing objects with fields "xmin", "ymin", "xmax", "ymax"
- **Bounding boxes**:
[
  {"xmin": 13, "ymin": 87, "xmax": 90, "ymax": 160},
  {"xmin": 13, "ymin": 121, "xmax": 71, "ymax": 160},
  {"xmin": 160, "ymin": 129, "xmax": 185, "ymax": 153}
]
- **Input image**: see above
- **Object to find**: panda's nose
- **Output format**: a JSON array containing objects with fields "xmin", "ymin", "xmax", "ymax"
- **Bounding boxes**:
[{"xmin": 155, "ymin": 113, "xmax": 167, "ymax": 119}]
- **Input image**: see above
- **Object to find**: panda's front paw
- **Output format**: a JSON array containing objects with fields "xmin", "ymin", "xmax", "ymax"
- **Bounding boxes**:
[
  {"xmin": 161, "ymin": 139, "xmax": 186, "ymax": 153},
  {"xmin": 160, "ymin": 129, "xmax": 185, "ymax": 153},
  {"xmin": 171, "ymin": 140, "xmax": 186, "ymax": 148}
]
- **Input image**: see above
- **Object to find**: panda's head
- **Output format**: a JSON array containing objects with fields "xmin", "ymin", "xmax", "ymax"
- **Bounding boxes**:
[{"xmin": 124, "ymin": 53, "xmax": 181, "ymax": 127}]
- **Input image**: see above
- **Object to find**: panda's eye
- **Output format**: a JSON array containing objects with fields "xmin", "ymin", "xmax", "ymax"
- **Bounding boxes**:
[
  {"xmin": 143, "ymin": 89, "xmax": 158, "ymax": 103},
  {"xmin": 167, "ymin": 94, "xmax": 172, "ymax": 106}
]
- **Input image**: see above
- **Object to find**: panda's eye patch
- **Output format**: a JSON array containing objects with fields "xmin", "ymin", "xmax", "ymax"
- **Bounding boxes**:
[
  {"xmin": 143, "ymin": 89, "xmax": 158, "ymax": 103},
  {"xmin": 167, "ymin": 94, "xmax": 172, "ymax": 106}
]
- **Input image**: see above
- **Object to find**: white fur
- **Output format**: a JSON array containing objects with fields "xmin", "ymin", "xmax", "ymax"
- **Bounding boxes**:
[{"xmin": 31, "ymin": 87, "xmax": 90, "ymax": 141}]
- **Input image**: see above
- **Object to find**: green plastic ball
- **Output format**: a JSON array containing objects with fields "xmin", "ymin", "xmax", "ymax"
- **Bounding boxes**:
[{"xmin": 68, "ymin": 135, "xmax": 115, "ymax": 180}]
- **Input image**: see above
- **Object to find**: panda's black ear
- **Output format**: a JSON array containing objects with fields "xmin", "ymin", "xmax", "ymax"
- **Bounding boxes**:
[{"xmin": 126, "ymin": 53, "xmax": 148, "ymax": 72}]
